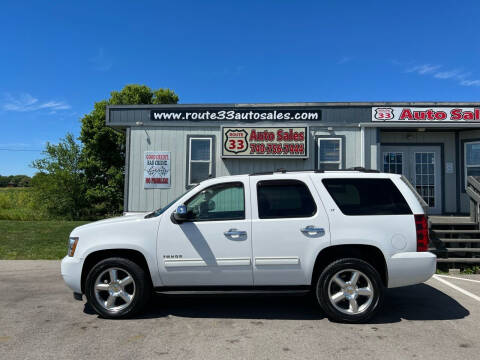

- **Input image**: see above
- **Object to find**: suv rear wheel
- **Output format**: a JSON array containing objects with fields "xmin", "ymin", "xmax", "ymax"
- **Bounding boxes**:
[
  {"xmin": 316, "ymin": 258, "xmax": 384, "ymax": 323},
  {"xmin": 85, "ymin": 257, "xmax": 151, "ymax": 319}
]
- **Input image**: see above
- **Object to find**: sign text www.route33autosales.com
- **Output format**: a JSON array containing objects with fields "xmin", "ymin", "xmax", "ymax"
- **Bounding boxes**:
[{"xmin": 222, "ymin": 127, "xmax": 308, "ymax": 158}]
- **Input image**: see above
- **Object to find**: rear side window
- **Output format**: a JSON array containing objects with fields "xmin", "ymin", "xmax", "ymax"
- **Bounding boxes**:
[
  {"xmin": 257, "ymin": 180, "xmax": 317, "ymax": 219},
  {"xmin": 322, "ymin": 178, "xmax": 412, "ymax": 216}
]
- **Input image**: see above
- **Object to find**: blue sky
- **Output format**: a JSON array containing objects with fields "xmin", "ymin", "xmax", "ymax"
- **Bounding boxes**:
[{"xmin": 1, "ymin": 0, "xmax": 480, "ymax": 175}]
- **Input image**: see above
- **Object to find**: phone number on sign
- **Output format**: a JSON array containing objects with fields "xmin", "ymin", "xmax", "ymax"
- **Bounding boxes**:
[{"xmin": 250, "ymin": 143, "xmax": 305, "ymax": 155}]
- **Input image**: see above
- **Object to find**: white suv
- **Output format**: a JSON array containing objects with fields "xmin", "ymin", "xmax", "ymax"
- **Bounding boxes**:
[{"xmin": 61, "ymin": 170, "xmax": 436, "ymax": 323}]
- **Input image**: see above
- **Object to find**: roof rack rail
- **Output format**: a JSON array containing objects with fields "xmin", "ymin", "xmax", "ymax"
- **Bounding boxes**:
[
  {"xmin": 249, "ymin": 171, "xmax": 274, "ymax": 176},
  {"xmin": 345, "ymin": 167, "xmax": 380, "ymax": 173},
  {"xmin": 249, "ymin": 169, "xmax": 323, "ymax": 176},
  {"xmin": 249, "ymin": 167, "xmax": 380, "ymax": 176}
]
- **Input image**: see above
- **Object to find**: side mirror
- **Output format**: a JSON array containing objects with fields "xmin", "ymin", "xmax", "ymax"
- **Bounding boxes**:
[{"xmin": 171, "ymin": 205, "xmax": 188, "ymax": 224}]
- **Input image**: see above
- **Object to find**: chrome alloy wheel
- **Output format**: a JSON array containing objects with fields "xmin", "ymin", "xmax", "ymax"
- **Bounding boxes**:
[
  {"xmin": 94, "ymin": 268, "xmax": 136, "ymax": 312},
  {"xmin": 327, "ymin": 268, "xmax": 374, "ymax": 315}
]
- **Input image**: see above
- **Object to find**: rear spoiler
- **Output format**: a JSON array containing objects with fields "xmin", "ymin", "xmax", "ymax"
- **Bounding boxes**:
[{"xmin": 400, "ymin": 175, "xmax": 429, "ymax": 215}]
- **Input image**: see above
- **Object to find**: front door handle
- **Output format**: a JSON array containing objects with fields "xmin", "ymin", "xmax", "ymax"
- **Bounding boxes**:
[
  {"xmin": 224, "ymin": 228, "xmax": 247, "ymax": 238},
  {"xmin": 300, "ymin": 225, "xmax": 325, "ymax": 236}
]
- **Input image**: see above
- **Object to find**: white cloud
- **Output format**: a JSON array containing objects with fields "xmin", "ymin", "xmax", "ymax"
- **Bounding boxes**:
[
  {"xmin": 89, "ymin": 48, "xmax": 112, "ymax": 71},
  {"xmin": 2, "ymin": 93, "xmax": 71, "ymax": 112},
  {"xmin": 404, "ymin": 63, "xmax": 480, "ymax": 87},
  {"xmin": 406, "ymin": 64, "xmax": 441, "ymax": 75},
  {"xmin": 460, "ymin": 79, "xmax": 480, "ymax": 87},
  {"xmin": 38, "ymin": 101, "xmax": 71, "ymax": 110},
  {"xmin": 434, "ymin": 69, "xmax": 461, "ymax": 79},
  {"xmin": 337, "ymin": 56, "xmax": 351, "ymax": 65}
]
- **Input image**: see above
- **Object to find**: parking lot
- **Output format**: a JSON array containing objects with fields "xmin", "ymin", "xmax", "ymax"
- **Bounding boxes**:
[{"xmin": 0, "ymin": 261, "xmax": 479, "ymax": 360}]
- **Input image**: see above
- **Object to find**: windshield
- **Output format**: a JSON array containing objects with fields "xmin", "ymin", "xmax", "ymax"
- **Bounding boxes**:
[{"xmin": 144, "ymin": 186, "xmax": 197, "ymax": 218}]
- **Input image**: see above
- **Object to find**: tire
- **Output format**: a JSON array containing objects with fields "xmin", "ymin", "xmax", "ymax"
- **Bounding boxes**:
[
  {"xmin": 316, "ymin": 258, "xmax": 384, "ymax": 323},
  {"xmin": 85, "ymin": 257, "xmax": 151, "ymax": 319}
]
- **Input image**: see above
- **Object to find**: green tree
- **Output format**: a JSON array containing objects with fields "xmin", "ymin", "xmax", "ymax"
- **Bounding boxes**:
[
  {"xmin": 17, "ymin": 176, "xmax": 31, "ymax": 187},
  {"xmin": 31, "ymin": 133, "xmax": 86, "ymax": 219},
  {"xmin": 0, "ymin": 175, "xmax": 31, "ymax": 187},
  {"xmin": 80, "ymin": 84, "xmax": 178, "ymax": 216}
]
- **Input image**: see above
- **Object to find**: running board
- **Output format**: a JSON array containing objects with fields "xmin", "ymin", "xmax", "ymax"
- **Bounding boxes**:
[{"xmin": 154, "ymin": 286, "xmax": 311, "ymax": 295}]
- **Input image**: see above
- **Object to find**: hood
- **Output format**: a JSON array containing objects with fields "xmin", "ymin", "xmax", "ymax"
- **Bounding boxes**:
[{"xmin": 72, "ymin": 212, "xmax": 150, "ymax": 232}]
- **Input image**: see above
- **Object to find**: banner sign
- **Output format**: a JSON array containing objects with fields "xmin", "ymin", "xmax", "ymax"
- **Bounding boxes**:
[
  {"xmin": 222, "ymin": 127, "xmax": 308, "ymax": 158},
  {"xmin": 372, "ymin": 107, "xmax": 480, "ymax": 122},
  {"xmin": 151, "ymin": 107, "xmax": 321, "ymax": 122},
  {"xmin": 144, "ymin": 151, "xmax": 171, "ymax": 189}
]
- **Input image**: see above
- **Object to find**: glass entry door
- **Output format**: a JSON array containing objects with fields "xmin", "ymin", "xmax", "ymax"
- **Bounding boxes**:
[{"xmin": 382, "ymin": 145, "xmax": 442, "ymax": 214}]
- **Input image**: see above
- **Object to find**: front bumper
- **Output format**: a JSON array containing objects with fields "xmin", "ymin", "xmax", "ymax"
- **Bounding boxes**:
[
  {"xmin": 61, "ymin": 256, "xmax": 84, "ymax": 294},
  {"xmin": 387, "ymin": 251, "xmax": 437, "ymax": 288}
]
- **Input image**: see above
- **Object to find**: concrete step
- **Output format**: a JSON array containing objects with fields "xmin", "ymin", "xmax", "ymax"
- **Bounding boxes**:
[
  {"xmin": 432, "ymin": 229, "xmax": 480, "ymax": 234},
  {"xmin": 436, "ymin": 258, "xmax": 480, "ymax": 263},
  {"xmin": 429, "ymin": 216, "xmax": 475, "ymax": 226},
  {"xmin": 436, "ymin": 238, "xmax": 480, "ymax": 243},
  {"xmin": 430, "ymin": 248, "xmax": 480, "ymax": 253}
]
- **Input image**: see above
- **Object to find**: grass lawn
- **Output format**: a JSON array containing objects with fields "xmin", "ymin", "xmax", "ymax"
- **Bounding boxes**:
[{"xmin": 0, "ymin": 220, "xmax": 89, "ymax": 259}]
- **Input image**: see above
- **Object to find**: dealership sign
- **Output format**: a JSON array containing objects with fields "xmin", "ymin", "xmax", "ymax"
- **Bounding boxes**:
[
  {"xmin": 151, "ymin": 107, "xmax": 321, "ymax": 121},
  {"xmin": 222, "ymin": 127, "xmax": 308, "ymax": 158},
  {"xmin": 372, "ymin": 107, "xmax": 480, "ymax": 122},
  {"xmin": 144, "ymin": 151, "xmax": 171, "ymax": 189}
]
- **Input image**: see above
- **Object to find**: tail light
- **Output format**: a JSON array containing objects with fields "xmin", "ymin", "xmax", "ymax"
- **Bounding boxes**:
[{"xmin": 414, "ymin": 214, "xmax": 429, "ymax": 252}]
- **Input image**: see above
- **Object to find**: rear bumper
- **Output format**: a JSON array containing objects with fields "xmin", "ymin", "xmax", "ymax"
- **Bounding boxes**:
[
  {"xmin": 387, "ymin": 252, "xmax": 437, "ymax": 288},
  {"xmin": 61, "ymin": 256, "xmax": 84, "ymax": 294}
]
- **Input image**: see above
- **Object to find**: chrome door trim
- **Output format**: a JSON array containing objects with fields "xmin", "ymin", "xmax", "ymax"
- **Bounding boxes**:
[
  {"xmin": 164, "ymin": 257, "xmax": 251, "ymax": 267},
  {"xmin": 254, "ymin": 257, "xmax": 300, "ymax": 266}
]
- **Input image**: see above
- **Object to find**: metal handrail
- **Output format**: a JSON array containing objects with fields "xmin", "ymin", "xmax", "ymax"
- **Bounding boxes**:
[
  {"xmin": 467, "ymin": 176, "xmax": 480, "ymax": 193},
  {"xmin": 466, "ymin": 176, "xmax": 480, "ymax": 225}
]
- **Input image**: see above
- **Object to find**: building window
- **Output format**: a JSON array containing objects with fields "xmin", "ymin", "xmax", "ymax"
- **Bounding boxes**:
[
  {"xmin": 464, "ymin": 141, "xmax": 480, "ymax": 188},
  {"xmin": 318, "ymin": 138, "xmax": 342, "ymax": 170},
  {"xmin": 188, "ymin": 136, "xmax": 214, "ymax": 186},
  {"xmin": 383, "ymin": 152, "xmax": 403, "ymax": 175}
]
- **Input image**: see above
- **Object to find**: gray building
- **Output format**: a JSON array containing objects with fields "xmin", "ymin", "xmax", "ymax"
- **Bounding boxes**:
[{"xmin": 107, "ymin": 102, "xmax": 480, "ymax": 215}]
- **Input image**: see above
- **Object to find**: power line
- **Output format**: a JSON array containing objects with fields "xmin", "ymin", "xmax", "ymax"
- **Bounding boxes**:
[{"xmin": 0, "ymin": 148, "xmax": 43, "ymax": 152}]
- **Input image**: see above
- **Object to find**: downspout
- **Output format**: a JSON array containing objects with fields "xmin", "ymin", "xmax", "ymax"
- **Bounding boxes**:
[{"xmin": 360, "ymin": 125, "xmax": 365, "ymax": 168}]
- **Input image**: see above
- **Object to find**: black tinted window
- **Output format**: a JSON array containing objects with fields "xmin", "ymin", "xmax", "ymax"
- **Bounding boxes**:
[
  {"xmin": 257, "ymin": 180, "xmax": 317, "ymax": 219},
  {"xmin": 322, "ymin": 178, "xmax": 412, "ymax": 215}
]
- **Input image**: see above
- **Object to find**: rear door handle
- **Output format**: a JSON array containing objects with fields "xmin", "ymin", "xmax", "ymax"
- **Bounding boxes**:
[
  {"xmin": 224, "ymin": 228, "xmax": 247, "ymax": 238},
  {"xmin": 301, "ymin": 226, "xmax": 325, "ymax": 236}
]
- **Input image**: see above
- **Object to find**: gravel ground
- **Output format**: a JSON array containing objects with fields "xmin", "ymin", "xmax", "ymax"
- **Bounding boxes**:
[{"xmin": 0, "ymin": 260, "xmax": 479, "ymax": 360}]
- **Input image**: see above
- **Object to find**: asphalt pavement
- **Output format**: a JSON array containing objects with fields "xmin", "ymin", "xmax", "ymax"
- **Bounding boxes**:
[{"xmin": 0, "ymin": 260, "xmax": 479, "ymax": 360}]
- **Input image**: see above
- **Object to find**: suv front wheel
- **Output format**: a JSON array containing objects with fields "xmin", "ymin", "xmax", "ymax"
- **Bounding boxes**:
[
  {"xmin": 316, "ymin": 258, "xmax": 384, "ymax": 323},
  {"xmin": 85, "ymin": 257, "xmax": 151, "ymax": 319}
]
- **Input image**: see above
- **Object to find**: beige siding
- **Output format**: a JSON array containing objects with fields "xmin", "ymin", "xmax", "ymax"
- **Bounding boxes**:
[{"xmin": 128, "ymin": 126, "xmax": 363, "ymax": 211}]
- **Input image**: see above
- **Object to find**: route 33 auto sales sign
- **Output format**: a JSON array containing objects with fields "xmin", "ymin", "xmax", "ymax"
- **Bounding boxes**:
[
  {"xmin": 372, "ymin": 107, "xmax": 480, "ymax": 121},
  {"xmin": 222, "ymin": 127, "xmax": 308, "ymax": 158},
  {"xmin": 144, "ymin": 151, "xmax": 171, "ymax": 188}
]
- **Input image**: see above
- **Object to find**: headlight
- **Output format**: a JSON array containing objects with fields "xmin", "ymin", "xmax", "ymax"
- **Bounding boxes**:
[{"xmin": 67, "ymin": 237, "xmax": 79, "ymax": 257}]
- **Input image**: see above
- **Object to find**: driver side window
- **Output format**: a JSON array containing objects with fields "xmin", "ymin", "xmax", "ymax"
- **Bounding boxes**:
[{"xmin": 184, "ymin": 182, "xmax": 245, "ymax": 221}]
